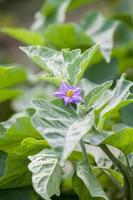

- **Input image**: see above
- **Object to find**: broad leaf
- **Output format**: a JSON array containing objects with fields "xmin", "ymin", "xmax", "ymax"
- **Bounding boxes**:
[
  {"xmin": 32, "ymin": 99, "xmax": 94, "ymax": 162},
  {"xmin": 20, "ymin": 45, "xmax": 98, "ymax": 85},
  {"xmin": 61, "ymin": 112, "xmax": 94, "ymax": 164},
  {"xmin": 68, "ymin": 0, "xmax": 95, "ymax": 11},
  {"xmin": 69, "ymin": 151, "xmax": 95, "ymax": 165},
  {"xmin": 0, "ymin": 137, "xmax": 47, "ymax": 188},
  {"xmin": 121, "ymin": 103, "xmax": 133, "ymax": 126},
  {"xmin": 0, "ymin": 66, "xmax": 26, "ymax": 89},
  {"xmin": 37, "ymin": 75, "xmax": 62, "ymax": 86},
  {"xmin": 44, "ymin": 23, "xmax": 90, "ymax": 49},
  {"xmin": 32, "ymin": 0, "xmax": 71, "ymax": 31},
  {"xmin": 32, "ymin": 99, "xmax": 78, "ymax": 157},
  {"xmin": 0, "ymin": 89, "xmax": 22, "ymax": 103},
  {"xmin": 72, "ymin": 174, "xmax": 93, "ymax": 200},
  {"xmin": 0, "ymin": 151, "xmax": 7, "ymax": 177},
  {"xmin": 0, "ymin": 117, "xmax": 42, "ymax": 153},
  {"xmin": 28, "ymin": 149, "xmax": 62, "ymax": 200},
  {"xmin": 80, "ymin": 12, "xmax": 118, "ymax": 62},
  {"xmin": 76, "ymin": 160, "xmax": 108, "ymax": 200},
  {"xmin": 103, "ymin": 127, "xmax": 133, "ymax": 155},
  {"xmin": 0, "ymin": 187, "xmax": 39, "ymax": 200},
  {"xmin": 1, "ymin": 28, "xmax": 45, "ymax": 45},
  {"xmin": 85, "ymin": 58, "xmax": 118, "ymax": 84}
]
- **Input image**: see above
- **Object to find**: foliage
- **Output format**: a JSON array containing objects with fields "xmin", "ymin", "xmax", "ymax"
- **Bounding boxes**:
[{"xmin": 0, "ymin": 0, "xmax": 133, "ymax": 200}]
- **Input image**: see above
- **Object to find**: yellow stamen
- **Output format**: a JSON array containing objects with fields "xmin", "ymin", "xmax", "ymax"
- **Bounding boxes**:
[{"xmin": 66, "ymin": 89, "xmax": 74, "ymax": 97}]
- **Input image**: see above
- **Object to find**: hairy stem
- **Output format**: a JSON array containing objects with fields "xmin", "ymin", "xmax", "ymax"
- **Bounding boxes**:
[{"xmin": 80, "ymin": 139, "xmax": 89, "ymax": 163}]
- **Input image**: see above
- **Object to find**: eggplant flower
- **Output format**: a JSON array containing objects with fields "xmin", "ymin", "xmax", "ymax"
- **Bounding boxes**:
[{"xmin": 54, "ymin": 82, "xmax": 83, "ymax": 105}]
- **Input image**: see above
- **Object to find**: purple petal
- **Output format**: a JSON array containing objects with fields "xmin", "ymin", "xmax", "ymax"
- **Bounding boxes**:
[
  {"xmin": 63, "ymin": 97, "xmax": 72, "ymax": 106},
  {"xmin": 73, "ymin": 88, "xmax": 81, "ymax": 95},
  {"xmin": 53, "ymin": 91, "xmax": 65, "ymax": 99},
  {"xmin": 71, "ymin": 95, "xmax": 83, "ymax": 103},
  {"xmin": 59, "ymin": 82, "xmax": 70, "ymax": 93}
]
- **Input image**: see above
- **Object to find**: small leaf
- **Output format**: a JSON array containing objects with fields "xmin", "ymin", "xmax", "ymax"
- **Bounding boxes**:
[
  {"xmin": 28, "ymin": 149, "xmax": 62, "ymax": 200},
  {"xmin": 76, "ymin": 160, "xmax": 109, "ymax": 200}
]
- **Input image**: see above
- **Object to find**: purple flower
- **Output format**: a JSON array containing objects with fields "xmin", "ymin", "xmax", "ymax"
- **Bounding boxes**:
[{"xmin": 54, "ymin": 82, "xmax": 83, "ymax": 105}]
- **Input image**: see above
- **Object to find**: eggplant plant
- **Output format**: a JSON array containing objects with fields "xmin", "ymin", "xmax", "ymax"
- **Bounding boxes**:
[
  {"xmin": 0, "ymin": 44, "xmax": 133, "ymax": 200},
  {"xmin": 0, "ymin": 0, "xmax": 133, "ymax": 200}
]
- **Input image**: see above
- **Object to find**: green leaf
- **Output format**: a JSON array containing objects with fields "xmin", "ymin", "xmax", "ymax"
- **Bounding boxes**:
[
  {"xmin": 121, "ymin": 103, "xmax": 133, "ymax": 126},
  {"xmin": 0, "ymin": 151, "xmax": 7, "ymax": 177},
  {"xmin": 1, "ymin": 28, "xmax": 45, "ymax": 45},
  {"xmin": 97, "ymin": 74, "xmax": 133, "ymax": 130},
  {"xmin": 20, "ymin": 46, "xmax": 59, "ymax": 72},
  {"xmin": 93, "ymin": 167, "xmax": 124, "ymax": 191},
  {"xmin": 61, "ymin": 112, "xmax": 94, "ymax": 164},
  {"xmin": 0, "ymin": 66, "xmax": 27, "ymax": 89},
  {"xmin": 103, "ymin": 127, "xmax": 133, "ymax": 155},
  {"xmin": 0, "ymin": 117, "xmax": 42, "ymax": 153},
  {"xmin": 32, "ymin": 0, "xmax": 71, "ymax": 31},
  {"xmin": 80, "ymin": 12, "xmax": 118, "ymax": 62},
  {"xmin": 112, "ymin": 13, "xmax": 133, "ymax": 29},
  {"xmin": 72, "ymin": 174, "xmax": 93, "ymax": 200},
  {"xmin": 84, "ymin": 81, "xmax": 112, "ymax": 109},
  {"xmin": 68, "ymin": 44, "xmax": 99, "ymax": 85},
  {"xmin": 85, "ymin": 58, "xmax": 118, "ymax": 84},
  {"xmin": 44, "ymin": 23, "xmax": 90, "ymax": 49},
  {"xmin": 0, "ymin": 137, "xmax": 48, "ymax": 188},
  {"xmin": 0, "ymin": 151, "xmax": 31, "ymax": 188},
  {"xmin": 69, "ymin": 151, "xmax": 95, "ymax": 165},
  {"xmin": 0, "ymin": 187, "xmax": 39, "ymax": 200},
  {"xmin": 37, "ymin": 75, "xmax": 62, "ymax": 86},
  {"xmin": 76, "ymin": 160, "xmax": 108, "ymax": 200},
  {"xmin": 28, "ymin": 149, "xmax": 62, "ymax": 200},
  {"xmin": 32, "ymin": 99, "xmax": 94, "ymax": 163},
  {"xmin": 0, "ymin": 89, "xmax": 22, "ymax": 103},
  {"xmin": 32, "ymin": 99, "xmax": 78, "ymax": 157},
  {"xmin": 68, "ymin": 0, "xmax": 95, "ymax": 11},
  {"xmin": 20, "ymin": 45, "xmax": 98, "ymax": 85}
]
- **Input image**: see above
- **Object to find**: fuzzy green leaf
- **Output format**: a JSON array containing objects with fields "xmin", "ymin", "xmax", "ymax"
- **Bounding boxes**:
[
  {"xmin": 97, "ymin": 74, "xmax": 133, "ymax": 130},
  {"xmin": 76, "ymin": 160, "xmax": 108, "ymax": 200},
  {"xmin": 28, "ymin": 149, "xmax": 62, "ymax": 200}
]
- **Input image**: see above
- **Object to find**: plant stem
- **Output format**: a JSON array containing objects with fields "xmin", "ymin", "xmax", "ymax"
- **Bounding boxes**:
[
  {"xmin": 125, "ymin": 155, "xmax": 133, "ymax": 199},
  {"xmin": 80, "ymin": 139, "xmax": 92, "ymax": 170},
  {"xmin": 99, "ymin": 144, "xmax": 130, "ymax": 200}
]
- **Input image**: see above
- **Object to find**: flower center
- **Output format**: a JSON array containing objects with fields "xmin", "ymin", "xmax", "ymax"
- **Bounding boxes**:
[{"xmin": 66, "ymin": 89, "xmax": 74, "ymax": 97}]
